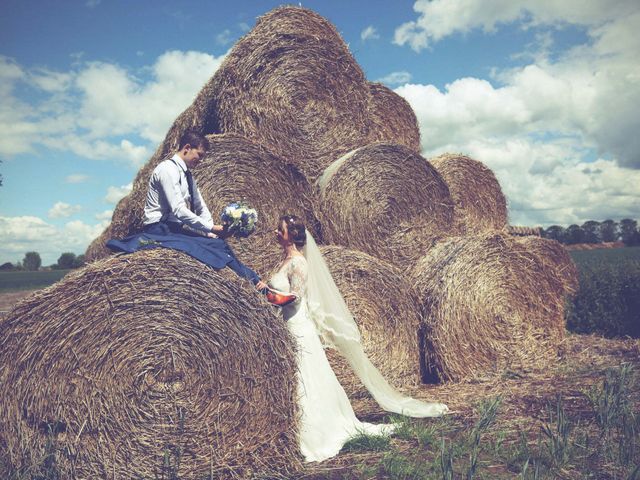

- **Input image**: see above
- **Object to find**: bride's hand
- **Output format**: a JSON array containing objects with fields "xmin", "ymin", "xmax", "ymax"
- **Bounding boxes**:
[{"xmin": 255, "ymin": 280, "xmax": 268, "ymax": 291}]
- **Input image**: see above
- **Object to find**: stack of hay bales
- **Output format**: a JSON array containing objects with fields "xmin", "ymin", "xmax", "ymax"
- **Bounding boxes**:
[
  {"xmin": 0, "ymin": 250, "xmax": 300, "ymax": 479},
  {"xmin": 0, "ymin": 5, "xmax": 580, "ymax": 477}
]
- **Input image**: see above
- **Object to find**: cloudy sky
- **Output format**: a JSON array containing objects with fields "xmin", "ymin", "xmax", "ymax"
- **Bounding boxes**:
[{"xmin": 1, "ymin": 0, "xmax": 639, "ymax": 265}]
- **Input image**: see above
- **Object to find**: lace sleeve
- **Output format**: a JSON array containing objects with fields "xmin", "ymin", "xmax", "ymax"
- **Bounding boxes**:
[{"xmin": 287, "ymin": 256, "xmax": 308, "ymax": 301}]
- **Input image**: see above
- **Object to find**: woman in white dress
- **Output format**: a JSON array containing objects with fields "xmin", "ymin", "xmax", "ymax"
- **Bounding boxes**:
[{"xmin": 256, "ymin": 215, "xmax": 448, "ymax": 462}]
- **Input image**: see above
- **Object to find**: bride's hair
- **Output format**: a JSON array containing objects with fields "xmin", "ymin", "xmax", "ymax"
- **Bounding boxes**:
[{"xmin": 280, "ymin": 214, "xmax": 306, "ymax": 248}]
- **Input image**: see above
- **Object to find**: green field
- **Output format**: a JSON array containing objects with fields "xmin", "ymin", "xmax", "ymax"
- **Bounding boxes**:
[
  {"xmin": 568, "ymin": 246, "xmax": 640, "ymax": 338},
  {"xmin": 570, "ymin": 245, "xmax": 640, "ymax": 264},
  {"xmin": 0, "ymin": 270, "xmax": 72, "ymax": 292}
]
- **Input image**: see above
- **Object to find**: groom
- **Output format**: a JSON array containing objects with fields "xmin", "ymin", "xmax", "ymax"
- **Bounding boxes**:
[{"xmin": 107, "ymin": 129, "xmax": 262, "ymax": 286}]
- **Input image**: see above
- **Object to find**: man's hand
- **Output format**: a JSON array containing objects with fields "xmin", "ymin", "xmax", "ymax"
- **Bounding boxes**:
[{"xmin": 211, "ymin": 224, "xmax": 230, "ymax": 239}]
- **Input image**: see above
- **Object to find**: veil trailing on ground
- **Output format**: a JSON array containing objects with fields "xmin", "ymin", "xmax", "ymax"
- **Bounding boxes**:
[{"xmin": 302, "ymin": 233, "xmax": 448, "ymax": 418}]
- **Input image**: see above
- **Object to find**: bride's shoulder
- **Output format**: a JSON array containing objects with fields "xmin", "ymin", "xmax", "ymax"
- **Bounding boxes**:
[{"xmin": 289, "ymin": 253, "xmax": 307, "ymax": 267}]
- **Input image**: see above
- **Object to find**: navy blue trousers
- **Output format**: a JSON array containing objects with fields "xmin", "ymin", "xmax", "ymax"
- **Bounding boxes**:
[{"xmin": 106, "ymin": 221, "xmax": 260, "ymax": 284}]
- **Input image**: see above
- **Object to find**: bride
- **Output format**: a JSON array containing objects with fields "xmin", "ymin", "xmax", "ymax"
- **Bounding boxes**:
[{"xmin": 256, "ymin": 215, "xmax": 448, "ymax": 462}]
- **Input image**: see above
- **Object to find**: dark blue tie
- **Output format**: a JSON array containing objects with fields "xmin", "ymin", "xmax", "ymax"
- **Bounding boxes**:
[{"xmin": 185, "ymin": 170, "xmax": 195, "ymax": 212}]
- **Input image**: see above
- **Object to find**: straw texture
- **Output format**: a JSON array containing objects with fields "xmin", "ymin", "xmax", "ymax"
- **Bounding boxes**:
[
  {"xmin": 366, "ymin": 82, "xmax": 420, "ymax": 152},
  {"xmin": 430, "ymin": 153, "xmax": 507, "ymax": 234},
  {"xmin": 317, "ymin": 143, "xmax": 454, "ymax": 269},
  {"xmin": 0, "ymin": 249, "xmax": 300, "ymax": 479},
  {"xmin": 320, "ymin": 245, "xmax": 422, "ymax": 397},
  {"xmin": 189, "ymin": 133, "xmax": 319, "ymax": 275},
  {"xmin": 411, "ymin": 232, "xmax": 568, "ymax": 383},
  {"xmin": 209, "ymin": 6, "xmax": 371, "ymax": 181}
]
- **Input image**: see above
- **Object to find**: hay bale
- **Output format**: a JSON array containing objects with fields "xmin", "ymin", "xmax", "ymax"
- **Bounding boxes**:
[
  {"xmin": 367, "ymin": 82, "xmax": 420, "ymax": 152},
  {"xmin": 319, "ymin": 245, "xmax": 422, "ymax": 397},
  {"xmin": 84, "ymin": 229, "xmax": 112, "ymax": 262},
  {"xmin": 210, "ymin": 6, "xmax": 371, "ymax": 181},
  {"xmin": 317, "ymin": 143, "xmax": 454, "ymax": 270},
  {"xmin": 0, "ymin": 250, "xmax": 300, "ymax": 479},
  {"xmin": 411, "ymin": 232, "xmax": 567, "ymax": 383},
  {"xmin": 430, "ymin": 153, "xmax": 507, "ymax": 234},
  {"xmin": 512, "ymin": 236, "xmax": 579, "ymax": 297},
  {"xmin": 194, "ymin": 134, "xmax": 320, "ymax": 275},
  {"xmin": 85, "ymin": 134, "xmax": 320, "ymax": 275}
]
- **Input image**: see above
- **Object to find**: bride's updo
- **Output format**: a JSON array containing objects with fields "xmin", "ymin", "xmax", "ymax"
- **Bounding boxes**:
[{"xmin": 280, "ymin": 214, "xmax": 307, "ymax": 248}]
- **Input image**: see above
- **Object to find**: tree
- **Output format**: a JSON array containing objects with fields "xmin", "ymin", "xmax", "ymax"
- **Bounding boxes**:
[
  {"xmin": 72, "ymin": 254, "xmax": 86, "ymax": 268},
  {"xmin": 543, "ymin": 225, "xmax": 566, "ymax": 243},
  {"xmin": 57, "ymin": 252, "xmax": 77, "ymax": 270},
  {"xmin": 600, "ymin": 219, "xmax": 619, "ymax": 242},
  {"xmin": 23, "ymin": 251, "xmax": 41, "ymax": 271},
  {"xmin": 565, "ymin": 224, "xmax": 586, "ymax": 244},
  {"xmin": 581, "ymin": 220, "xmax": 601, "ymax": 243},
  {"xmin": 0, "ymin": 262, "xmax": 15, "ymax": 271},
  {"xmin": 619, "ymin": 218, "xmax": 639, "ymax": 246}
]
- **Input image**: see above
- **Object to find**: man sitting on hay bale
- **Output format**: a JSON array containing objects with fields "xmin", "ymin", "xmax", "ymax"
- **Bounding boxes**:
[{"xmin": 106, "ymin": 129, "xmax": 263, "ymax": 287}]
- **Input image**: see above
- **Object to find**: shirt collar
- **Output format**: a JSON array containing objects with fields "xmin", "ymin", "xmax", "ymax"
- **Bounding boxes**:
[{"xmin": 171, "ymin": 153, "xmax": 188, "ymax": 172}]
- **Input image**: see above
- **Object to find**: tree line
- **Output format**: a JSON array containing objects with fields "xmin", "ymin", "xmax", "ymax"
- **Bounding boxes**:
[
  {"xmin": 541, "ymin": 218, "xmax": 640, "ymax": 245},
  {"xmin": 0, "ymin": 252, "xmax": 86, "ymax": 272}
]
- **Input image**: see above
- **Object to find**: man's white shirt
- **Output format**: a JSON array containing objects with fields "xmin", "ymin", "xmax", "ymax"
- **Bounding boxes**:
[{"xmin": 143, "ymin": 154, "xmax": 214, "ymax": 232}]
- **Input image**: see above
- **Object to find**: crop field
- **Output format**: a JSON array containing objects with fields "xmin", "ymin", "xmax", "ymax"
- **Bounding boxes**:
[
  {"xmin": 0, "ymin": 270, "xmax": 71, "ymax": 293},
  {"xmin": 567, "ymin": 247, "xmax": 640, "ymax": 338}
]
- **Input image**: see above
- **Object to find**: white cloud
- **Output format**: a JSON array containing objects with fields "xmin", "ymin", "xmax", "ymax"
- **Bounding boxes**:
[
  {"xmin": 394, "ymin": 4, "xmax": 640, "ymax": 225},
  {"xmin": 375, "ymin": 71, "xmax": 412, "ymax": 86},
  {"xmin": 65, "ymin": 174, "xmax": 90, "ymax": 183},
  {"xmin": 105, "ymin": 183, "xmax": 132, "ymax": 204},
  {"xmin": 0, "ymin": 49, "xmax": 227, "ymax": 163},
  {"xmin": 86, "ymin": 0, "xmax": 101, "ymax": 7},
  {"xmin": 394, "ymin": 0, "xmax": 638, "ymax": 51},
  {"xmin": 95, "ymin": 210, "xmax": 113, "ymax": 221},
  {"xmin": 361, "ymin": 25, "xmax": 380, "ymax": 41},
  {"xmin": 48, "ymin": 202, "xmax": 82, "ymax": 219},
  {"xmin": 216, "ymin": 29, "xmax": 233, "ymax": 45},
  {"xmin": 0, "ymin": 216, "xmax": 107, "ymax": 265}
]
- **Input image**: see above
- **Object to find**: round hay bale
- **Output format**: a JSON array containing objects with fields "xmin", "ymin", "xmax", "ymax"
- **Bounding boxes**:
[
  {"xmin": 512, "ymin": 236, "xmax": 579, "ymax": 297},
  {"xmin": 411, "ymin": 232, "xmax": 567, "ymax": 383},
  {"xmin": 317, "ymin": 143, "xmax": 454, "ymax": 270},
  {"xmin": 194, "ymin": 134, "xmax": 320, "ymax": 275},
  {"xmin": 85, "ymin": 134, "xmax": 320, "ymax": 275},
  {"xmin": 210, "ymin": 6, "xmax": 371, "ymax": 181},
  {"xmin": 319, "ymin": 245, "xmax": 423, "ymax": 398},
  {"xmin": 367, "ymin": 82, "xmax": 420, "ymax": 152},
  {"xmin": 0, "ymin": 249, "xmax": 300, "ymax": 479},
  {"xmin": 430, "ymin": 153, "xmax": 507, "ymax": 234}
]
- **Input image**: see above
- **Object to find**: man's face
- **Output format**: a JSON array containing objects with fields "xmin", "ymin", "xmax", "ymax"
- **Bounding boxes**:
[{"xmin": 182, "ymin": 144, "xmax": 206, "ymax": 168}]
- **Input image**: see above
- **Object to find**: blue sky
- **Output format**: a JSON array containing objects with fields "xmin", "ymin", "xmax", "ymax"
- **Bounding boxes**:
[{"xmin": 1, "ymin": 0, "xmax": 639, "ymax": 265}]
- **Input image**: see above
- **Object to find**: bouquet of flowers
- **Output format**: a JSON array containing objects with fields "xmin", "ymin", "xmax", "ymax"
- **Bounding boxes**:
[{"xmin": 220, "ymin": 201, "xmax": 258, "ymax": 238}]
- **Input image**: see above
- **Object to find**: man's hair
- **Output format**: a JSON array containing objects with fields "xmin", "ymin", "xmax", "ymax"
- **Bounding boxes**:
[{"xmin": 178, "ymin": 129, "xmax": 209, "ymax": 151}]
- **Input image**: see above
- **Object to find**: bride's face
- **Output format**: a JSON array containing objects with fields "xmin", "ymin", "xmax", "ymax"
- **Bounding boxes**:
[{"xmin": 275, "ymin": 220, "xmax": 290, "ymax": 246}]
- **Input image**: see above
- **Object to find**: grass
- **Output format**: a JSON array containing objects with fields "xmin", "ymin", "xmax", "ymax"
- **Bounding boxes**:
[
  {"xmin": 0, "ymin": 270, "xmax": 71, "ymax": 292},
  {"xmin": 297, "ymin": 360, "xmax": 640, "ymax": 480}
]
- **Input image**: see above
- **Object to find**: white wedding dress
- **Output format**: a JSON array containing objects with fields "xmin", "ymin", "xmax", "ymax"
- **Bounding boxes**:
[{"xmin": 269, "ymin": 234, "xmax": 448, "ymax": 463}]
